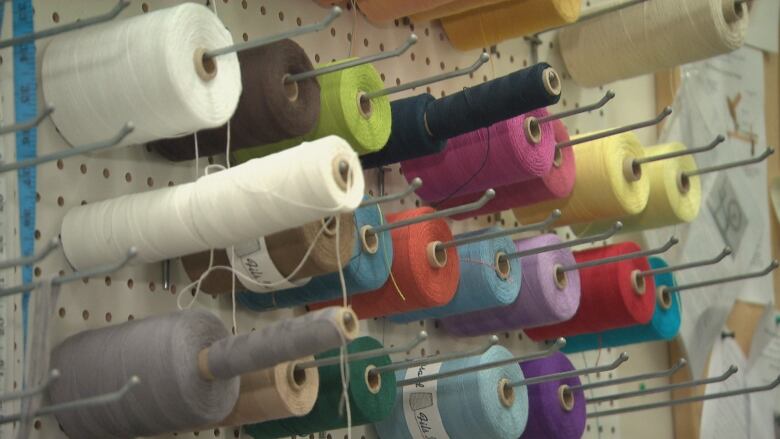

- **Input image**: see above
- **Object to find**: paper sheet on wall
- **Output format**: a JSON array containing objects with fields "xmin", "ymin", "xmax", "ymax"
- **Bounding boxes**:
[
  {"xmin": 745, "ymin": 308, "xmax": 780, "ymax": 438},
  {"xmin": 700, "ymin": 336, "xmax": 750, "ymax": 439}
]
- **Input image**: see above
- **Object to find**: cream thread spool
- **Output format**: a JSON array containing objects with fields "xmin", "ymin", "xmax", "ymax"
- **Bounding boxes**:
[{"xmin": 630, "ymin": 269, "xmax": 646, "ymax": 295}]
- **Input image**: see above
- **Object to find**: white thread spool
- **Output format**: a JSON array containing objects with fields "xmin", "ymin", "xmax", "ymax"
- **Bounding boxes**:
[
  {"xmin": 41, "ymin": 3, "xmax": 242, "ymax": 147},
  {"xmin": 60, "ymin": 136, "xmax": 365, "ymax": 270},
  {"xmin": 558, "ymin": 0, "xmax": 748, "ymax": 87}
]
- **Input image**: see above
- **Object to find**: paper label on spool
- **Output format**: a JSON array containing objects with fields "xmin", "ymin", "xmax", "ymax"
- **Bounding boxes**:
[
  {"xmin": 228, "ymin": 237, "xmax": 311, "ymax": 293},
  {"xmin": 402, "ymin": 363, "xmax": 450, "ymax": 439}
]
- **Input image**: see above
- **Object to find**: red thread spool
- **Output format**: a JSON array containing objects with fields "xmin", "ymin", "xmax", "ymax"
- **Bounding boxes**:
[
  {"xmin": 309, "ymin": 207, "xmax": 460, "ymax": 319},
  {"xmin": 525, "ymin": 242, "xmax": 655, "ymax": 342}
]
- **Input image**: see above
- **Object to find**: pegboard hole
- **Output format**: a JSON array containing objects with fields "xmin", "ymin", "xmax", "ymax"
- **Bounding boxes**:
[
  {"xmin": 241, "ymin": 0, "xmax": 247, "ymax": 9},
  {"xmin": 330, "ymin": 27, "xmax": 336, "ymax": 37},
  {"xmin": 141, "ymin": 2, "xmax": 149, "ymax": 12},
  {"xmin": 58, "ymin": 307, "xmax": 65, "ymax": 318},
  {"xmin": 128, "ymin": 314, "xmax": 135, "ymax": 321},
  {"xmin": 147, "ymin": 177, "xmax": 154, "ymax": 187},
  {"xmin": 80, "ymin": 163, "xmax": 87, "ymax": 174},
  {"xmin": 260, "ymin": 6, "xmax": 266, "ymax": 15},
  {"xmin": 56, "ymin": 159, "xmax": 64, "ymax": 170},
  {"xmin": 34, "ymin": 230, "xmax": 41, "ymax": 240},
  {"xmin": 242, "ymin": 32, "xmax": 248, "ymax": 42},
  {"xmin": 57, "ymin": 196, "xmax": 64, "ymax": 207},
  {"xmin": 213, "ymin": 428, "xmax": 220, "ymax": 436},
  {"xmin": 314, "ymin": 54, "xmax": 320, "ymax": 63},
  {"xmin": 105, "ymin": 276, "xmax": 111, "ymax": 286},
  {"xmin": 379, "ymin": 43, "xmax": 385, "ymax": 51},
  {"xmin": 36, "ymin": 192, "xmax": 41, "ymax": 202},
  {"xmin": 105, "ymin": 312, "xmax": 112, "ymax": 322},
  {"xmin": 127, "ymin": 279, "xmax": 134, "ymax": 289},
  {"xmin": 102, "ymin": 168, "xmax": 110, "ymax": 179},
  {"xmin": 363, "ymin": 38, "xmax": 369, "ymax": 47},
  {"xmin": 52, "ymin": 12, "xmax": 60, "ymax": 23},
  {"xmin": 149, "ymin": 281, "xmax": 156, "ymax": 292},
  {"xmin": 82, "ymin": 310, "xmax": 89, "ymax": 321},
  {"xmin": 278, "ymin": 11, "xmax": 284, "ymax": 21},
  {"xmin": 33, "ymin": 267, "xmax": 41, "ymax": 277},
  {"xmin": 34, "ymin": 420, "xmax": 41, "ymax": 430}
]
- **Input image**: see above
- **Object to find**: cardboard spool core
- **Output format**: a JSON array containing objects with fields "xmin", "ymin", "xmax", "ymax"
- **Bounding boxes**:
[
  {"xmin": 322, "ymin": 216, "xmax": 338, "ymax": 237},
  {"xmin": 553, "ymin": 264, "xmax": 568, "ymax": 290},
  {"xmin": 358, "ymin": 92, "xmax": 373, "ymax": 119},
  {"xmin": 194, "ymin": 48, "xmax": 218, "ymax": 81},
  {"xmin": 332, "ymin": 157, "xmax": 351, "ymax": 192},
  {"xmin": 552, "ymin": 146, "xmax": 563, "ymax": 168},
  {"xmin": 287, "ymin": 361, "xmax": 307, "ymax": 391},
  {"xmin": 360, "ymin": 226, "xmax": 380, "ymax": 254},
  {"xmin": 623, "ymin": 158, "xmax": 643, "ymax": 182},
  {"xmin": 341, "ymin": 309, "xmax": 359, "ymax": 336},
  {"xmin": 281, "ymin": 74, "xmax": 300, "ymax": 102},
  {"xmin": 558, "ymin": 384, "xmax": 575, "ymax": 412},
  {"xmin": 365, "ymin": 365, "xmax": 382, "ymax": 394},
  {"xmin": 631, "ymin": 269, "xmax": 646, "ymax": 295},
  {"xmin": 723, "ymin": 0, "xmax": 745, "ymax": 23},
  {"xmin": 657, "ymin": 286, "xmax": 673, "ymax": 310},
  {"xmin": 677, "ymin": 172, "xmax": 691, "ymax": 195},
  {"xmin": 427, "ymin": 242, "xmax": 448, "ymax": 268},
  {"xmin": 543, "ymin": 67, "xmax": 562, "ymax": 96},
  {"xmin": 495, "ymin": 253, "xmax": 510, "ymax": 281},
  {"xmin": 524, "ymin": 117, "xmax": 542, "ymax": 145},
  {"xmin": 498, "ymin": 378, "xmax": 516, "ymax": 408}
]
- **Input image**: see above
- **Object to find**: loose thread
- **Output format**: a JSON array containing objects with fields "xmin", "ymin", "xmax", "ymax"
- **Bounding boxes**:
[{"xmin": 378, "ymin": 204, "xmax": 406, "ymax": 302}]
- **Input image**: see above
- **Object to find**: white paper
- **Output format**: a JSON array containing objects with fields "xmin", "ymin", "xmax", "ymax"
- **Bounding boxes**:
[
  {"xmin": 746, "ymin": 310, "xmax": 780, "ymax": 438},
  {"xmin": 745, "ymin": 0, "xmax": 780, "ymax": 53},
  {"xmin": 402, "ymin": 363, "xmax": 450, "ymax": 439},
  {"xmin": 228, "ymin": 237, "xmax": 310, "ymax": 293},
  {"xmin": 701, "ymin": 337, "xmax": 750, "ymax": 439}
]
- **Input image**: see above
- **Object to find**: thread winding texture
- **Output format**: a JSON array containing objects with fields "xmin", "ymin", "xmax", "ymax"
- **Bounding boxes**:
[
  {"xmin": 412, "ymin": 0, "xmax": 508, "ymax": 22},
  {"xmin": 355, "ymin": 0, "xmax": 455, "ymax": 22},
  {"xmin": 245, "ymin": 336, "xmax": 396, "ymax": 438},
  {"xmin": 562, "ymin": 256, "xmax": 681, "ymax": 353},
  {"xmin": 441, "ymin": 233, "xmax": 580, "ymax": 336},
  {"xmin": 514, "ymin": 131, "xmax": 649, "ymax": 227},
  {"xmin": 42, "ymin": 3, "xmax": 241, "ymax": 148},
  {"xmin": 150, "ymin": 39, "xmax": 320, "ymax": 161},
  {"xmin": 526, "ymin": 242, "xmax": 656, "ymax": 342},
  {"xmin": 559, "ymin": 0, "xmax": 749, "ymax": 87}
]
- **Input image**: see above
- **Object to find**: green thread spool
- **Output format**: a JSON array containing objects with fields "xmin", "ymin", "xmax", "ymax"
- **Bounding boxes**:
[
  {"xmin": 234, "ymin": 62, "xmax": 391, "ymax": 162},
  {"xmin": 244, "ymin": 336, "xmax": 396, "ymax": 438}
]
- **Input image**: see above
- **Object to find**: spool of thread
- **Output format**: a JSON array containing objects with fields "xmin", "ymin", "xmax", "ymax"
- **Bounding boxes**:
[
  {"xmin": 559, "ymin": 0, "xmax": 748, "ymax": 87},
  {"xmin": 234, "ymin": 62, "xmax": 391, "ymax": 161},
  {"xmin": 525, "ymin": 242, "xmax": 656, "ymax": 342},
  {"xmin": 411, "ymin": 0, "xmax": 508, "ymax": 22},
  {"xmin": 309, "ymin": 207, "xmax": 459, "ymax": 319},
  {"xmin": 441, "ymin": 0, "xmax": 581, "ymax": 51},
  {"xmin": 237, "ymin": 203, "xmax": 393, "ymax": 311},
  {"xmin": 60, "ymin": 136, "xmax": 364, "ymax": 270},
  {"xmin": 441, "ymin": 233, "xmax": 580, "ymax": 336},
  {"xmin": 573, "ymin": 142, "xmax": 702, "ymax": 236},
  {"xmin": 149, "ymin": 39, "xmax": 320, "ymax": 161},
  {"xmin": 390, "ymin": 228, "xmax": 521, "ymax": 322},
  {"xmin": 402, "ymin": 108, "xmax": 555, "ymax": 203},
  {"xmin": 219, "ymin": 357, "xmax": 319, "ymax": 426},
  {"xmin": 355, "ymin": 0, "xmax": 455, "ymax": 22},
  {"xmin": 360, "ymin": 93, "xmax": 447, "ymax": 169},
  {"xmin": 244, "ymin": 336, "xmax": 397, "ymax": 438},
  {"xmin": 182, "ymin": 213, "xmax": 354, "ymax": 295},
  {"xmin": 48, "ymin": 310, "xmax": 240, "ymax": 438},
  {"xmin": 562, "ymin": 256, "xmax": 681, "ymax": 353},
  {"xmin": 374, "ymin": 345, "xmax": 528, "ymax": 439},
  {"xmin": 424, "ymin": 63, "xmax": 561, "ymax": 141},
  {"xmin": 513, "ymin": 131, "xmax": 649, "ymax": 227},
  {"xmin": 41, "ymin": 3, "xmax": 241, "ymax": 148},
  {"xmin": 434, "ymin": 114, "xmax": 575, "ymax": 218},
  {"xmin": 519, "ymin": 352, "xmax": 586, "ymax": 439}
]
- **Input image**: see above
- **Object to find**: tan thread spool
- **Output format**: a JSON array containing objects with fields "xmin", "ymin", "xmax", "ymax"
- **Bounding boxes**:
[
  {"xmin": 497, "ymin": 378, "xmax": 516, "ymax": 408},
  {"xmin": 558, "ymin": 384, "xmax": 575, "ymax": 411},
  {"xmin": 630, "ymin": 269, "xmax": 646, "ymax": 295},
  {"xmin": 426, "ymin": 241, "xmax": 448, "ymax": 268}
]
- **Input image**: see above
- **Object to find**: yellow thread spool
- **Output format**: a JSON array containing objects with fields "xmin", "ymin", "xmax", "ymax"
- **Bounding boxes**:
[{"xmin": 411, "ymin": 0, "xmax": 509, "ymax": 22}]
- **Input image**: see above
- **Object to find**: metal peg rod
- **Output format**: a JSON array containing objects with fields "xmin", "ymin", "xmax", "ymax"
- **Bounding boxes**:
[
  {"xmin": 634, "ymin": 135, "xmax": 725, "ymax": 166},
  {"xmin": 372, "ymin": 335, "xmax": 500, "ymax": 375},
  {"xmin": 0, "ymin": 0, "xmax": 129, "ymax": 49},
  {"xmin": 511, "ymin": 352, "xmax": 630, "ymax": 388},
  {"xmin": 587, "ymin": 365, "xmax": 737, "ymax": 404},
  {"xmin": 205, "ymin": 6, "xmax": 341, "ymax": 58},
  {"xmin": 438, "ymin": 209, "xmax": 561, "ymax": 250},
  {"xmin": 682, "ymin": 147, "xmax": 775, "ymax": 178},
  {"xmin": 556, "ymin": 107, "xmax": 672, "ymax": 149},
  {"xmin": 368, "ymin": 189, "xmax": 496, "ymax": 235},
  {"xmin": 560, "ymin": 236, "xmax": 679, "ymax": 273},
  {"xmin": 0, "ymin": 369, "xmax": 60, "ymax": 403},
  {"xmin": 0, "ymin": 122, "xmax": 134, "ymax": 173},
  {"xmin": 505, "ymin": 222, "xmax": 623, "ymax": 260},
  {"xmin": 640, "ymin": 247, "xmax": 731, "ymax": 277},
  {"xmin": 538, "ymin": 90, "xmax": 615, "ymax": 124},
  {"xmin": 667, "ymin": 259, "xmax": 779, "ymax": 293},
  {"xmin": 296, "ymin": 331, "xmax": 428, "ymax": 370},
  {"xmin": 364, "ymin": 52, "xmax": 490, "ymax": 100},
  {"xmin": 587, "ymin": 374, "xmax": 780, "ymax": 418},
  {"xmin": 0, "ymin": 237, "xmax": 60, "ymax": 270},
  {"xmin": 0, "ymin": 105, "xmax": 54, "ymax": 136},
  {"xmin": 396, "ymin": 337, "xmax": 567, "ymax": 387},
  {"xmin": 571, "ymin": 358, "xmax": 687, "ymax": 392},
  {"xmin": 360, "ymin": 178, "xmax": 422, "ymax": 207},
  {"xmin": 286, "ymin": 34, "xmax": 418, "ymax": 83},
  {"xmin": 539, "ymin": 0, "xmax": 649, "ymax": 36}
]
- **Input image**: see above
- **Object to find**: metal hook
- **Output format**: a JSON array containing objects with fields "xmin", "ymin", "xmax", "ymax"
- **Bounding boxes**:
[
  {"xmin": 0, "ymin": 376, "xmax": 140, "ymax": 425},
  {"xmin": 360, "ymin": 178, "xmax": 423, "ymax": 207},
  {"xmin": 438, "ymin": 209, "xmax": 561, "ymax": 250},
  {"xmin": 368, "ymin": 189, "xmax": 496, "ymax": 235},
  {"xmin": 0, "ymin": 237, "xmax": 60, "ymax": 270},
  {"xmin": 571, "ymin": 358, "xmax": 687, "ymax": 392},
  {"xmin": 205, "ymin": 6, "xmax": 341, "ymax": 58},
  {"xmin": 510, "ymin": 352, "xmax": 630, "ymax": 388},
  {"xmin": 285, "ymin": 34, "xmax": 418, "ymax": 83},
  {"xmin": 505, "ymin": 222, "xmax": 623, "ymax": 261},
  {"xmin": 396, "ymin": 337, "xmax": 567, "ymax": 387},
  {"xmin": 640, "ymin": 247, "xmax": 731, "ymax": 277},
  {"xmin": 587, "ymin": 365, "xmax": 737, "ymax": 404},
  {"xmin": 538, "ymin": 90, "xmax": 615, "ymax": 124},
  {"xmin": 556, "ymin": 107, "xmax": 672, "ymax": 149},
  {"xmin": 363, "ymin": 52, "xmax": 490, "ymax": 100},
  {"xmin": 0, "ymin": 369, "xmax": 60, "ymax": 403},
  {"xmin": 560, "ymin": 236, "xmax": 679, "ymax": 273},
  {"xmin": 587, "ymin": 374, "xmax": 780, "ymax": 418},
  {"xmin": 0, "ymin": 105, "xmax": 54, "ymax": 136},
  {"xmin": 0, "ymin": 247, "xmax": 137, "ymax": 298},
  {"xmin": 370, "ymin": 335, "xmax": 500, "ymax": 376},
  {"xmin": 0, "ymin": 122, "xmax": 134, "ymax": 173},
  {"xmin": 682, "ymin": 147, "xmax": 775, "ymax": 178},
  {"xmin": 634, "ymin": 135, "xmax": 726, "ymax": 166},
  {"xmin": 295, "ymin": 331, "xmax": 428, "ymax": 370},
  {"xmin": 0, "ymin": 0, "xmax": 129, "ymax": 50},
  {"xmin": 667, "ymin": 259, "xmax": 779, "ymax": 293}
]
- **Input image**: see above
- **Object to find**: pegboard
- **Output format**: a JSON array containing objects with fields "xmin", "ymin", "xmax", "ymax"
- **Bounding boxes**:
[{"xmin": 0, "ymin": 1, "xmax": 676, "ymax": 438}]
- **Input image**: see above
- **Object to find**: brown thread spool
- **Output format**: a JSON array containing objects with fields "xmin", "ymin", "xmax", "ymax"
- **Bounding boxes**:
[
  {"xmin": 524, "ymin": 116, "xmax": 542, "ymax": 145},
  {"xmin": 631, "ymin": 269, "xmax": 646, "ymax": 295},
  {"xmin": 498, "ymin": 378, "xmax": 516, "ymax": 408},
  {"xmin": 194, "ymin": 48, "xmax": 218, "ymax": 81},
  {"xmin": 558, "ymin": 384, "xmax": 575, "ymax": 411}
]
